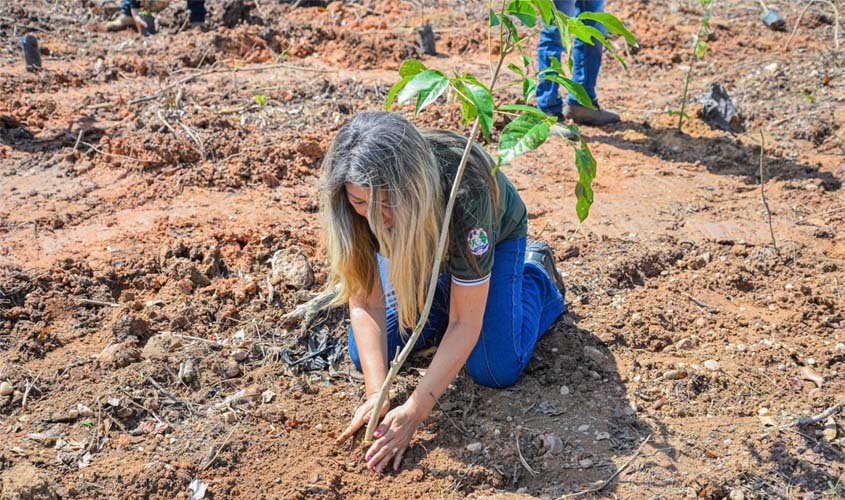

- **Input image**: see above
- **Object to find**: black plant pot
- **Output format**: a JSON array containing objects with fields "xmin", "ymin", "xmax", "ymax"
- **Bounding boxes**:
[{"xmin": 140, "ymin": 14, "xmax": 156, "ymax": 36}]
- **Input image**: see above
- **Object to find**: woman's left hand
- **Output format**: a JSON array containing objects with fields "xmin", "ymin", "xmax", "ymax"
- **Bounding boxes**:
[{"xmin": 365, "ymin": 402, "xmax": 423, "ymax": 473}]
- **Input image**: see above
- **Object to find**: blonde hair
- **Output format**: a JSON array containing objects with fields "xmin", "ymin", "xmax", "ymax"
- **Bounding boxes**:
[{"xmin": 320, "ymin": 112, "xmax": 497, "ymax": 332}]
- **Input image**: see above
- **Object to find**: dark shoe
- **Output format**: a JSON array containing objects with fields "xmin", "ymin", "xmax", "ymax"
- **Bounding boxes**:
[
  {"xmin": 563, "ymin": 101, "xmax": 620, "ymax": 126},
  {"xmin": 526, "ymin": 241, "xmax": 565, "ymax": 294}
]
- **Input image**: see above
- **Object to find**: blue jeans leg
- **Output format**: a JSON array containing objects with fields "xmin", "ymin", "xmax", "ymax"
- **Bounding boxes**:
[
  {"xmin": 187, "ymin": 0, "xmax": 206, "ymax": 23},
  {"xmin": 464, "ymin": 237, "xmax": 565, "ymax": 388},
  {"xmin": 121, "ymin": 0, "xmax": 138, "ymax": 15},
  {"xmin": 536, "ymin": 0, "xmax": 608, "ymax": 111},
  {"xmin": 347, "ymin": 254, "xmax": 452, "ymax": 371}
]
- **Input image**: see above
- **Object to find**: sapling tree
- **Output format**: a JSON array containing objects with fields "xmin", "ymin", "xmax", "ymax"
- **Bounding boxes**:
[
  {"xmin": 669, "ymin": 0, "xmax": 713, "ymax": 132},
  {"xmin": 363, "ymin": 0, "xmax": 636, "ymax": 442}
]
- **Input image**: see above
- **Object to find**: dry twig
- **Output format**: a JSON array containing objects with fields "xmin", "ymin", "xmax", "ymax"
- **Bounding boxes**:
[
  {"xmin": 785, "ymin": 0, "xmax": 840, "ymax": 50},
  {"xmin": 758, "ymin": 131, "xmax": 779, "ymax": 256}
]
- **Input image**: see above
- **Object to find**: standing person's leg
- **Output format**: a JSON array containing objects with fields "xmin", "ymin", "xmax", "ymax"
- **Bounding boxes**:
[
  {"xmin": 187, "ymin": 0, "xmax": 206, "ymax": 25},
  {"xmin": 464, "ymin": 238, "xmax": 565, "ymax": 388},
  {"xmin": 563, "ymin": 0, "xmax": 620, "ymax": 125},
  {"xmin": 536, "ymin": 0, "xmax": 576, "ymax": 116},
  {"xmin": 348, "ymin": 254, "xmax": 452, "ymax": 371},
  {"xmin": 568, "ymin": 0, "xmax": 607, "ymax": 106}
]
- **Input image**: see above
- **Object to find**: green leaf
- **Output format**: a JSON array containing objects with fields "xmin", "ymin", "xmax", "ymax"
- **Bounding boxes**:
[
  {"xmin": 695, "ymin": 39, "xmax": 708, "ymax": 59},
  {"xmin": 522, "ymin": 78, "xmax": 536, "ymax": 103},
  {"xmin": 506, "ymin": 0, "xmax": 537, "ymax": 27},
  {"xmin": 384, "ymin": 75, "xmax": 412, "ymax": 111},
  {"xmin": 254, "ymin": 94, "xmax": 268, "ymax": 106},
  {"xmin": 568, "ymin": 18, "xmax": 627, "ymax": 70},
  {"xmin": 81, "ymin": 419, "xmax": 93, "ymax": 427},
  {"xmin": 489, "ymin": 8, "xmax": 500, "ymax": 27},
  {"xmin": 452, "ymin": 80, "xmax": 478, "ymax": 126},
  {"xmin": 507, "ymin": 63, "xmax": 525, "ymax": 77},
  {"xmin": 395, "ymin": 69, "xmax": 448, "ymax": 114},
  {"xmin": 462, "ymin": 81, "xmax": 494, "ymax": 139},
  {"xmin": 415, "ymin": 76, "xmax": 450, "ymax": 114},
  {"xmin": 496, "ymin": 104, "xmax": 548, "ymax": 118},
  {"xmin": 666, "ymin": 109, "xmax": 690, "ymax": 120},
  {"xmin": 530, "ymin": 0, "xmax": 556, "ymax": 24},
  {"xmin": 501, "ymin": 14, "xmax": 521, "ymax": 44},
  {"xmin": 497, "ymin": 113, "xmax": 551, "ymax": 166},
  {"xmin": 573, "ymin": 137, "xmax": 597, "ymax": 222},
  {"xmin": 540, "ymin": 71, "xmax": 594, "ymax": 109},
  {"xmin": 399, "ymin": 59, "xmax": 428, "ymax": 78},
  {"xmin": 577, "ymin": 11, "xmax": 638, "ymax": 47}
]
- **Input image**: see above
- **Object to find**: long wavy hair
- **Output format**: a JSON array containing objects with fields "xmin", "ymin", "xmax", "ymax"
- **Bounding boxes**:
[{"xmin": 320, "ymin": 112, "xmax": 497, "ymax": 332}]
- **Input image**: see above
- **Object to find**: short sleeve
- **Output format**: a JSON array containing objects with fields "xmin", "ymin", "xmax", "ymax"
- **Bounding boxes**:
[{"xmin": 447, "ymin": 191, "xmax": 495, "ymax": 286}]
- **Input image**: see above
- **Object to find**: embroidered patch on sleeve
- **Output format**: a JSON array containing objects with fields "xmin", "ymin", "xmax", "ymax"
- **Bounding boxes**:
[{"xmin": 467, "ymin": 227, "xmax": 490, "ymax": 256}]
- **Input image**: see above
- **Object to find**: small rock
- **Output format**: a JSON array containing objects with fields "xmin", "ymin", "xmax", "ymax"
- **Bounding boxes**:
[
  {"xmin": 583, "ymin": 346, "xmax": 612, "ymax": 371},
  {"xmin": 703, "ymin": 359, "xmax": 720, "ymax": 371},
  {"xmin": 823, "ymin": 417, "xmax": 837, "ymax": 442},
  {"xmin": 758, "ymin": 407, "xmax": 776, "ymax": 426},
  {"xmin": 578, "ymin": 424, "xmax": 590, "ymax": 432},
  {"xmin": 98, "ymin": 339, "xmax": 141, "ymax": 369},
  {"xmin": 579, "ymin": 458, "xmax": 594, "ymax": 469},
  {"xmin": 141, "ymin": 332, "xmax": 183, "ymax": 361},
  {"xmin": 0, "ymin": 381, "xmax": 13, "ymax": 396},
  {"xmin": 729, "ymin": 489, "xmax": 745, "ymax": 500},
  {"xmin": 676, "ymin": 338, "xmax": 695, "ymax": 350},
  {"xmin": 222, "ymin": 359, "xmax": 241, "ymax": 379},
  {"xmin": 806, "ymin": 358, "xmax": 816, "ymax": 366},
  {"xmin": 271, "ymin": 247, "xmax": 314, "ymax": 290},
  {"xmin": 694, "ymin": 317, "xmax": 707, "ymax": 328},
  {"xmin": 595, "ymin": 432, "xmax": 610, "ymax": 441},
  {"xmin": 112, "ymin": 312, "xmax": 150, "ymax": 342},
  {"xmin": 466, "ymin": 442, "xmax": 483, "ymax": 453},
  {"xmin": 542, "ymin": 434, "xmax": 564, "ymax": 455},
  {"xmin": 178, "ymin": 359, "xmax": 197, "ymax": 384},
  {"xmin": 560, "ymin": 385, "xmax": 570, "ymax": 396},
  {"xmin": 763, "ymin": 62, "xmax": 778, "ymax": 73},
  {"xmin": 662, "ymin": 369, "xmax": 688, "ymax": 381},
  {"xmin": 835, "ymin": 343, "xmax": 845, "ymax": 351},
  {"xmin": 800, "ymin": 366, "xmax": 824, "ymax": 388},
  {"xmin": 261, "ymin": 389, "xmax": 276, "ymax": 404},
  {"xmin": 76, "ymin": 404, "xmax": 94, "ymax": 418}
]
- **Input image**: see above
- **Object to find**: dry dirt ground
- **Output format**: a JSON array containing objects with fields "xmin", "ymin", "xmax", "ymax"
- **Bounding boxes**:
[{"xmin": 2, "ymin": 0, "xmax": 845, "ymax": 498}]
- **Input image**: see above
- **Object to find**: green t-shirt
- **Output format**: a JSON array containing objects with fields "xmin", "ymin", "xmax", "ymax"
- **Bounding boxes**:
[{"xmin": 445, "ymin": 155, "xmax": 527, "ymax": 286}]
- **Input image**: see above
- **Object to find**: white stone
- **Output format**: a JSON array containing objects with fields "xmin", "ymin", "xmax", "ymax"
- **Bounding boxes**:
[
  {"xmin": 578, "ymin": 424, "xmax": 590, "ymax": 432},
  {"xmin": 704, "ymin": 360, "xmax": 720, "ymax": 371},
  {"xmin": 0, "ymin": 381, "xmax": 12, "ymax": 396},
  {"xmin": 560, "ymin": 385, "xmax": 570, "ymax": 396},
  {"xmin": 466, "ymin": 442, "xmax": 483, "ymax": 453},
  {"xmin": 579, "ymin": 458, "xmax": 594, "ymax": 469}
]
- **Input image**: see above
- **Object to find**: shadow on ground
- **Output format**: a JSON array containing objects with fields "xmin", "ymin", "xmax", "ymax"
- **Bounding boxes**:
[{"xmin": 591, "ymin": 121, "xmax": 842, "ymax": 190}]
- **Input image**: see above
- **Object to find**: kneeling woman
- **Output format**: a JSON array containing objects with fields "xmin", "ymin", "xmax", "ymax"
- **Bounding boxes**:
[{"xmin": 322, "ymin": 112, "xmax": 565, "ymax": 473}]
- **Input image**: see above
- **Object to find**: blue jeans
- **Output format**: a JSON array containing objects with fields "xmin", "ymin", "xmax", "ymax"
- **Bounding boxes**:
[
  {"xmin": 536, "ymin": 0, "xmax": 608, "ymax": 113},
  {"xmin": 348, "ymin": 237, "xmax": 565, "ymax": 388},
  {"xmin": 122, "ymin": 0, "xmax": 206, "ymax": 23}
]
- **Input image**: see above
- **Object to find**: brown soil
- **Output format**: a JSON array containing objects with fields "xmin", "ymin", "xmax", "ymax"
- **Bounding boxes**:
[{"xmin": 2, "ymin": 1, "xmax": 844, "ymax": 499}]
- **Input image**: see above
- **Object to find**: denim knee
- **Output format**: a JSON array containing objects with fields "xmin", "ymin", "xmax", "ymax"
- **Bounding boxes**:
[{"xmin": 465, "ymin": 361, "xmax": 521, "ymax": 389}]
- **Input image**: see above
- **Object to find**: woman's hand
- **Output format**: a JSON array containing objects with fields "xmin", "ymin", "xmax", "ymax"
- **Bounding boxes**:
[
  {"xmin": 336, "ymin": 395, "xmax": 389, "ymax": 445},
  {"xmin": 365, "ymin": 402, "xmax": 424, "ymax": 473}
]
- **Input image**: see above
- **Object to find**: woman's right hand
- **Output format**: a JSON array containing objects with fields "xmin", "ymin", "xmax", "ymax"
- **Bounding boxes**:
[{"xmin": 336, "ymin": 395, "xmax": 389, "ymax": 444}]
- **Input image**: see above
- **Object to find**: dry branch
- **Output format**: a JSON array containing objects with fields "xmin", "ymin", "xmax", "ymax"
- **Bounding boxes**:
[
  {"xmin": 758, "ymin": 131, "xmax": 779, "ymax": 256},
  {"xmin": 786, "ymin": 0, "xmax": 840, "ymax": 50}
]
